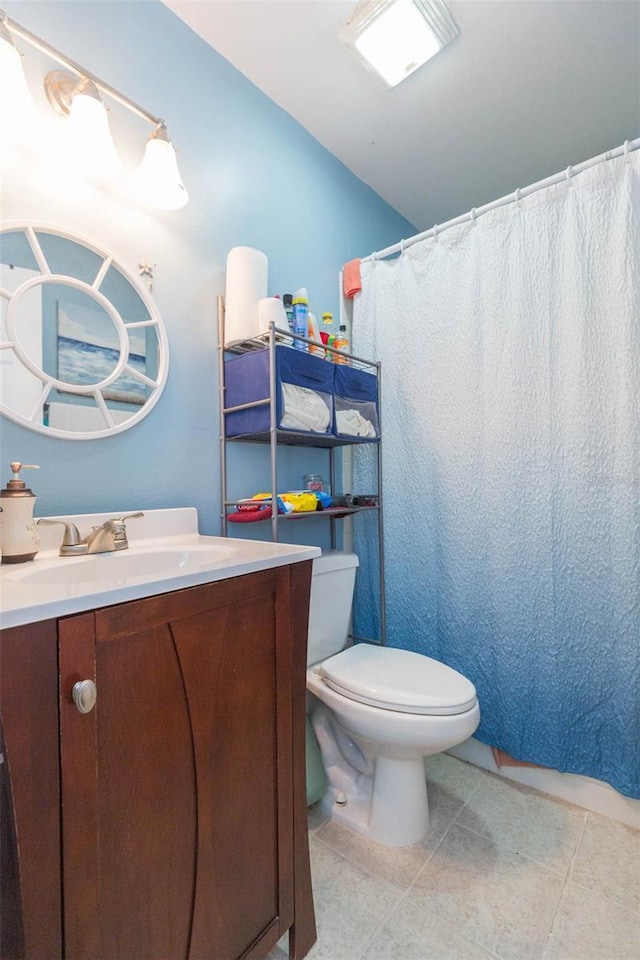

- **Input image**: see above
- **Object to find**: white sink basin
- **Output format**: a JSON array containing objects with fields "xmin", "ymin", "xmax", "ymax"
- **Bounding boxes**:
[
  {"xmin": 0, "ymin": 507, "xmax": 321, "ymax": 630},
  {"xmin": 6, "ymin": 544, "xmax": 239, "ymax": 587}
]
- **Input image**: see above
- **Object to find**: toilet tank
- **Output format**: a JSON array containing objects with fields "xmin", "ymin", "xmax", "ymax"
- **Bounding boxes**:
[{"xmin": 307, "ymin": 552, "xmax": 359, "ymax": 666}]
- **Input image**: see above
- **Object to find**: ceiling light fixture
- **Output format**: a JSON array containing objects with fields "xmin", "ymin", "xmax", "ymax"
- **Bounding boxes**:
[
  {"xmin": 0, "ymin": 8, "xmax": 189, "ymax": 209},
  {"xmin": 340, "ymin": 0, "xmax": 459, "ymax": 88}
]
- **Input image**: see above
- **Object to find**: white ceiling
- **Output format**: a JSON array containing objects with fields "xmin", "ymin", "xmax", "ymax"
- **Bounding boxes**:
[{"xmin": 164, "ymin": 0, "xmax": 640, "ymax": 232}]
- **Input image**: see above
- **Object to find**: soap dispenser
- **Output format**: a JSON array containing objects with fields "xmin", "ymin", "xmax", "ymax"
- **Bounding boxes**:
[{"xmin": 0, "ymin": 462, "xmax": 41, "ymax": 563}]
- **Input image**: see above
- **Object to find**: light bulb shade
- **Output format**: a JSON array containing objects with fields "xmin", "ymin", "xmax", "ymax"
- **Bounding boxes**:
[
  {"xmin": 135, "ymin": 130, "xmax": 188, "ymax": 210},
  {"xmin": 0, "ymin": 21, "xmax": 35, "ymax": 137},
  {"xmin": 66, "ymin": 80, "xmax": 121, "ymax": 180}
]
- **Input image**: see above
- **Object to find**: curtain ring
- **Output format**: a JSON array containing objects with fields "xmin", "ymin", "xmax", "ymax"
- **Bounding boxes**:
[
  {"xmin": 371, "ymin": 250, "xmax": 377, "ymax": 262},
  {"xmin": 433, "ymin": 223, "xmax": 439, "ymax": 240},
  {"xmin": 623, "ymin": 140, "xmax": 630, "ymax": 162},
  {"xmin": 565, "ymin": 165, "xmax": 573, "ymax": 181},
  {"xmin": 400, "ymin": 238, "xmax": 405, "ymax": 255},
  {"xmin": 514, "ymin": 188, "xmax": 521, "ymax": 204},
  {"xmin": 470, "ymin": 208, "xmax": 477, "ymax": 222}
]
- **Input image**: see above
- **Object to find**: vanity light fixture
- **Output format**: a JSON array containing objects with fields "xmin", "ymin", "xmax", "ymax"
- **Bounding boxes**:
[
  {"xmin": 0, "ymin": 8, "xmax": 189, "ymax": 209},
  {"xmin": 0, "ymin": 16, "xmax": 35, "ymax": 135},
  {"xmin": 134, "ymin": 123, "xmax": 189, "ymax": 211},
  {"xmin": 45, "ymin": 71, "xmax": 121, "ymax": 180},
  {"xmin": 340, "ymin": 0, "xmax": 459, "ymax": 87}
]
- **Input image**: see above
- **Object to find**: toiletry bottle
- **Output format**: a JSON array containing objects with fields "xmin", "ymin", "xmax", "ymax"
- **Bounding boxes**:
[
  {"xmin": 282, "ymin": 294, "xmax": 295, "ymax": 334},
  {"xmin": 321, "ymin": 312, "xmax": 334, "ymax": 359},
  {"xmin": 321, "ymin": 312, "xmax": 333, "ymax": 333},
  {"xmin": 308, "ymin": 312, "xmax": 324, "ymax": 356},
  {"xmin": 292, "ymin": 291, "xmax": 309, "ymax": 351},
  {"xmin": 0, "ymin": 462, "xmax": 40, "ymax": 563},
  {"xmin": 332, "ymin": 324, "xmax": 350, "ymax": 364}
]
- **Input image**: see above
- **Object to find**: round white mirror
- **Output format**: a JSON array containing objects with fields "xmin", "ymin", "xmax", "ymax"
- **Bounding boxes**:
[{"xmin": 0, "ymin": 222, "xmax": 169, "ymax": 439}]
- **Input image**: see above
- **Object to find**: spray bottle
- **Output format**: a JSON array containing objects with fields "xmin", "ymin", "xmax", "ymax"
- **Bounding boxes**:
[{"xmin": 292, "ymin": 288, "xmax": 309, "ymax": 351}]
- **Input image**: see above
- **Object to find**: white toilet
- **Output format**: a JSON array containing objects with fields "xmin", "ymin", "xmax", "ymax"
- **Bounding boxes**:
[{"xmin": 307, "ymin": 552, "xmax": 480, "ymax": 847}]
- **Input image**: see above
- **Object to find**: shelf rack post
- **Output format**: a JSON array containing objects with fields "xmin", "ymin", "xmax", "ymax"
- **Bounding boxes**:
[
  {"xmin": 268, "ymin": 320, "xmax": 279, "ymax": 542},
  {"xmin": 218, "ymin": 296, "xmax": 228, "ymax": 537}
]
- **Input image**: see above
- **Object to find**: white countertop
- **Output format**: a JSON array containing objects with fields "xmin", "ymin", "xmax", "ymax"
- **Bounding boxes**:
[{"xmin": 0, "ymin": 507, "xmax": 321, "ymax": 630}]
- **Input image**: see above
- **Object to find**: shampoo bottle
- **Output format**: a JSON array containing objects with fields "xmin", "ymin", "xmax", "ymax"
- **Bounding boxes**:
[{"xmin": 0, "ymin": 462, "xmax": 40, "ymax": 563}]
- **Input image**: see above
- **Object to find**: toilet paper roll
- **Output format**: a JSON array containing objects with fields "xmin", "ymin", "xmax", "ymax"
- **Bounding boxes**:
[
  {"xmin": 257, "ymin": 297, "xmax": 288, "ymax": 336},
  {"xmin": 224, "ymin": 246, "xmax": 268, "ymax": 345}
]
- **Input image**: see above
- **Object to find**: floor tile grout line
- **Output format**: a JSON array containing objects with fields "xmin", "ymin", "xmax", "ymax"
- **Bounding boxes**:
[
  {"xmin": 443, "ymin": 920, "xmax": 504, "ymax": 960},
  {"xmin": 565, "ymin": 809, "xmax": 588, "ymax": 880},
  {"xmin": 553, "ymin": 808, "xmax": 640, "ymax": 911},
  {"xmin": 437, "ymin": 818, "xmax": 583, "ymax": 879},
  {"xmin": 459, "ymin": 760, "xmax": 611, "ymax": 819},
  {"xmin": 359, "ymin": 897, "xmax": 507, "ymax": 960},
  {"xmin": 311, "ymin": 828, "xmax": 427, "ymax": 893},
  {"xmin": 356, "ymin": 887, "xmax": 417, "ymax": 960},
  {"xmin": 540, "ymin": 811, "xmax": 588, "ymax": 960}
]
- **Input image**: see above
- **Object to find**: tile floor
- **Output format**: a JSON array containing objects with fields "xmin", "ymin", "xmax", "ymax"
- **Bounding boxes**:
[{"xmin": 272, "ymin": 754, "xmax": 640, "ymax": 960}]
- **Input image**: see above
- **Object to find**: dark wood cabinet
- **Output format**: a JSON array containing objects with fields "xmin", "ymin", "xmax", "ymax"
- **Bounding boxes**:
[{"xmin": 1, "ymin": 563, "xmax": 315, "ymax": 960}]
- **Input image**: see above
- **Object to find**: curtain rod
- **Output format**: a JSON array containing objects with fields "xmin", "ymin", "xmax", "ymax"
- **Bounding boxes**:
[{"xmin": 362, "ymin": 137, "xmax": 640, "ymax": 264}]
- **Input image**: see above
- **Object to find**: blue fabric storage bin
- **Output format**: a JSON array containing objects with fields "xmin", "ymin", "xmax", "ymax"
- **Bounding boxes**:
[
  {"xmin": 333, "ymin": 365, "xmax": 379, "ymax": 440},
  {"xmin": 225, "ymin": 346, "xmax": 334, "ymax": 437}
]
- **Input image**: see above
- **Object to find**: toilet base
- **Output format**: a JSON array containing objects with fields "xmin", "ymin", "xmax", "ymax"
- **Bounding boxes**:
[
  {"xmin": 307, "ymin": 675, "xmax": 480, "ymax": 849},
  {"xmin": 319, "ymin": 754, "xmax": 430, "ymax": 848}
]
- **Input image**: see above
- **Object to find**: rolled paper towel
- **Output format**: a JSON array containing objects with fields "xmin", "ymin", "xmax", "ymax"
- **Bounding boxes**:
[
  {"xmin": 224, "ymin": 246, "xmax": 268, "ymax": 345},
  {"xmin": 257, "ymin": 297, "xmax": 288, "ymax": 336}
]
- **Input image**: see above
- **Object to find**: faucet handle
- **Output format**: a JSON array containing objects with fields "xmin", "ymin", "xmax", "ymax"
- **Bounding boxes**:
[
  {"xmin": 37, "ymin": 518, "xmax": 81, "ymax": 544},
  {"xmin": 91, "ymin": 512, "xmax": 145, "ymax": 531},
  {"xmin": 94, "ymin": 511, "xmax": 144, "ymax": 552},
  {"xmin": 37, "ymin": 519, "xmax": 84, "ymax": 556}
]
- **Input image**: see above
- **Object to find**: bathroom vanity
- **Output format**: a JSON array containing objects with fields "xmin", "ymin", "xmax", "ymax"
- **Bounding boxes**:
[{"xmin": 0, "ymin": 509, "xmax": 319, "ymax": 960}]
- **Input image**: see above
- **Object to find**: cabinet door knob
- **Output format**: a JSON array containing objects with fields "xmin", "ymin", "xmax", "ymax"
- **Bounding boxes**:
[{"xmin": 72, "ymin": 679, "xmax": 97, "ymax": 714}]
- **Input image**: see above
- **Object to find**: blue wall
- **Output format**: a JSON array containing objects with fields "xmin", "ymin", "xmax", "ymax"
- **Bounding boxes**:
[{"xmin": 1, "ymin": 0, "xmax": 414, "ymax": 535}]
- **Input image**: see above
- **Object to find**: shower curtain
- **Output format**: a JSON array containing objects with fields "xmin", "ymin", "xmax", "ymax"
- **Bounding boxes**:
[{"xmin": 352, "ymin": 150, "xmax": 640, "ymax": 798}]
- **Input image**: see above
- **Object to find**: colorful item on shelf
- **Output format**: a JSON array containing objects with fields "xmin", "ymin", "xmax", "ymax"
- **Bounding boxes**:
[
  {"xmin": 255, "ymin": 491, "xmax": 321, "ymax": 513},
  {"xmin": 227, "ymin": 503, "xmax": 273, "ymax": 523},
  {"xmin": 227, "ymin": 490, "xmax": 332, "ymax": 523}
]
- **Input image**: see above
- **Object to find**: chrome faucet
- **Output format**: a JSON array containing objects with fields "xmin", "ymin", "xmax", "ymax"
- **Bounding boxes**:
[{"xmin": 37, "ymin": 513, "xmax": 144, "ymax": 557}]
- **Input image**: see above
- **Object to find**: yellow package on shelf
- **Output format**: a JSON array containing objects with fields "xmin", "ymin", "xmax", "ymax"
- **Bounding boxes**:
[{"xmin": 253, "ymin": 491, "xmax": 319, "ymax": 513}]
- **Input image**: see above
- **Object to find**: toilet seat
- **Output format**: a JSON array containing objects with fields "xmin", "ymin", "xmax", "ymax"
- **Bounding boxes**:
[{"xmin": 315, "ymin": 644, "xmax": 477, "ymax": 716}]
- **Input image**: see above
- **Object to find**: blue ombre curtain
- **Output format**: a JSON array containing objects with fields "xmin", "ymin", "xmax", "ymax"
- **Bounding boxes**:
[{"xmin": 352, "ymin": 150, "xmax": 640, "ymax": 798}]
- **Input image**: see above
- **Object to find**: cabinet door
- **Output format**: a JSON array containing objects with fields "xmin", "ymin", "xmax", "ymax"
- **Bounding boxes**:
[
  {"xmin": 58, "ymin": 569, "xmax": 293, "ymax": 960},
  {"xmin": 0, "ymin": 621, "xmax": 61, "ymax": 960}
]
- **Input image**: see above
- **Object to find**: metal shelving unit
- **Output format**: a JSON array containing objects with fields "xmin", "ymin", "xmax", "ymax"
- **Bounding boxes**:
[{"xmin": 217, "ymin": 294, "xmax": 386, "ymax": 644}]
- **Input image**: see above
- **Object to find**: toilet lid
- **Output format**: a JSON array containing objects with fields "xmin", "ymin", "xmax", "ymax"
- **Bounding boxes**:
[{"xmin": 317, "ymin": 645, "xmax": 477, "ymax": 715}]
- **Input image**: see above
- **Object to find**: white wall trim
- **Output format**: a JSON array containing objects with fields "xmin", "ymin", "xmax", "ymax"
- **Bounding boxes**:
[{"xmin": 448, "ymin": 738, "xmax": 640, "ymax": 830}]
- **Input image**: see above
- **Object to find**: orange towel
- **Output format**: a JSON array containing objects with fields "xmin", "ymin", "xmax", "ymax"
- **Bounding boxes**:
[{"xmin": 343, "ymin": 258, "xmax": 362, "ymax": 299}]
